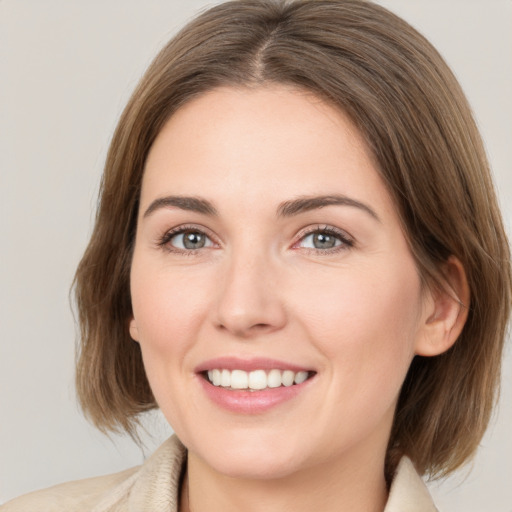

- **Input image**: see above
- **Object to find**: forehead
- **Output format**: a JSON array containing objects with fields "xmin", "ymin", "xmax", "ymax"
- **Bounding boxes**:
[{"xmin": 141, "ymin": 85, "xmax": 395, "ymax": 218}]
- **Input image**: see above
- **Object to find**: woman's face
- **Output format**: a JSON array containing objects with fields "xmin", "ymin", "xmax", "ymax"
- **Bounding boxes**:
[{"xmin": 129, "ymin": 86, "xmax": 434, "ymax": 479}]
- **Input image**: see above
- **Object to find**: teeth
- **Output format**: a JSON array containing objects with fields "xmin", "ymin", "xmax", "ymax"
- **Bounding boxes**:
[
  {"xmin": 231, "ymin": 370, "xmax": 248, "ymax": 389},
  {"xmin": 267, "ymin": 369, "xmax": 282, "ymax": 388},
  {"xmin": 206, "ymin": 369, "xmax": 311, "ymax": 390},
  {"xmin": 294, "ymin": 371, "xmax": 308, "ymax": 384},
  {"xmin": 221, "ymin": 369, "xmax": 231, "ymax": 387},
  {"xmin": 282, "ymin": 370, "xmax": 295, "ymax": 387},
  {"xmin": 248, "ymin": 369, "xmax": 267, "ymax": 390}
]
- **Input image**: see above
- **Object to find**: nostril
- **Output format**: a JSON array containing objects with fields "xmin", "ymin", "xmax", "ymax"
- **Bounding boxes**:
[{"xmin": 216, "ymin": 320, "xmax": 275, "ymax": 337}]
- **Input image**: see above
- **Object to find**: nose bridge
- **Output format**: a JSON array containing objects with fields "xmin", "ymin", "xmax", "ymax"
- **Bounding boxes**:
[{"xmin": 214, "ymin": 239, "xmax": 286, "ymax": 337}]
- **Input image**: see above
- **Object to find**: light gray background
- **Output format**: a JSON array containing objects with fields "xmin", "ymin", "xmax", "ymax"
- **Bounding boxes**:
[{"xmin": 1, "ymin": 0, "xmax": 511, "ymax": 509}]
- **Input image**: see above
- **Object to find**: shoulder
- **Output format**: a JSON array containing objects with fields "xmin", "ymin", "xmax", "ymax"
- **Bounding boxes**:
[
  {"xmin": 0, "ymin": 435, "xmax": 186, "ymax": 512},
  {"xmin": 0, "ymin": 467, "xmax": 139, "ymax": 512}
]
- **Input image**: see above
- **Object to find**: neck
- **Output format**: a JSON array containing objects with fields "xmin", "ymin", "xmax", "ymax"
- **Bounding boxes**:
[{"xmin": 180, "ymin": 449, "xmax": 388, "ymax": 512}]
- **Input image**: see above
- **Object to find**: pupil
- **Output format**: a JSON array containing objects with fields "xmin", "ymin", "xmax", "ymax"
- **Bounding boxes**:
[
  {"xmin": 314, "ymin": 233, "xmax": 336, "ymax": 249},
  {"xmin": 183, "ymin": 231, "xmax": 205, "ymax": 249}
]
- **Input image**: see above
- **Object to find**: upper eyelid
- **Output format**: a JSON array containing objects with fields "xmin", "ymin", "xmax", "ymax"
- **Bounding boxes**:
[
  {"xmin": 295, "ymin": 224, "xmax": 353, "ymax": 241},
  {"xmin": 166, "ymin": 224, "xmax": 214, "ymax": 235},
  {"xmin": 159, "ymin": 224, "xmax": 220, "ymax": 246}
]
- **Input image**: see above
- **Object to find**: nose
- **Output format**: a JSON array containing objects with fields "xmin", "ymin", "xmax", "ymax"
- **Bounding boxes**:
[{"xmin": 213, "ymin": 248, "xmax": 287, "ymax": 338}]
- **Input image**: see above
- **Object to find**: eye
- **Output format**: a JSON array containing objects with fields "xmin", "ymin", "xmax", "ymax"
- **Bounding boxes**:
[
  {"xmin": 296, "ymin": 226, "xmax": 353, "ymax": 251},
  {"xmin": 160, "ymin": 227, "xmax": 215, "ymax": 251}
]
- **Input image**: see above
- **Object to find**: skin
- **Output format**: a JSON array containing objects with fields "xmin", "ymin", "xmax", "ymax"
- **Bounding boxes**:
[{"xmin": 129, "ymin": 85, "xmax": 468, "ymax": 512}]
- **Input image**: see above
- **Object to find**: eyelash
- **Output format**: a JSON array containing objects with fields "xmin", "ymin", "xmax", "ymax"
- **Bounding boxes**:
[
  {"xmin": 294, "ymin": 225, "xmax": 354, "ymax": 254},
  {"xmin": 157, "ymin": 224, "xmax": 354, "ymax": 255},
  {"xmin": 157, "ymin": 224, "xmax": 217, "ymax": 255}
]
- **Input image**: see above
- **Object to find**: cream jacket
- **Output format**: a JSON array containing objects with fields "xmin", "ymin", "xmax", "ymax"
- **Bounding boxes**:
[{"xmin": 1, "ymin": 435, "xmax": 437, "ymax": 511}]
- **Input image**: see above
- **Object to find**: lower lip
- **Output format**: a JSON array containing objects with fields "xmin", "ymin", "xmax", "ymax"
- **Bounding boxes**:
[{"xmin": 197, "ymin": 376, "xmax": 312, "ymax": 414}]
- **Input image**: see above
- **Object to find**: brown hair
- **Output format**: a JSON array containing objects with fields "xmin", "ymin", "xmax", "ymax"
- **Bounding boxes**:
[{"xmin": 74, "ymin": 0, "xmax": 511, "ymax": 479}]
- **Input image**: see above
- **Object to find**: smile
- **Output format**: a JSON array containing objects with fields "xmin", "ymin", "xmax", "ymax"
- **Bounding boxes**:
[
  {"xmin": 206, "ymin": 369, "xmax": 311, "ymax": 391},
  {"xmin": 195, "ymin": 358, "xmax": 316, "ymax": 413}
]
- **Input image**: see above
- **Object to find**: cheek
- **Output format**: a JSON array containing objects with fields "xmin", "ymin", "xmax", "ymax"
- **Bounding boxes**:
[
  {"xmin": 130, "ymin": 262, "xmax": 212, "ymax": 357},
  {"xmin": 299, "ymin": 262, "xmax": 424, "ymax": 440},
  {"xmin": 129, "ymin": 262, "xmax": 212, "ymax": 426},
  {"xmin": 294, "ymin": 260, "xmax": 423, "ymax": 378}
]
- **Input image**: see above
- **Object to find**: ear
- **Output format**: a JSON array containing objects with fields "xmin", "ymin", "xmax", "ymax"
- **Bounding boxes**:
[
  {"xmin": 129, "ymin": 316, "xmax": 140, "ymax": 343},
  {"xmin": 415, "ymin": 256, "xmax": 470, "ymax": 357}
]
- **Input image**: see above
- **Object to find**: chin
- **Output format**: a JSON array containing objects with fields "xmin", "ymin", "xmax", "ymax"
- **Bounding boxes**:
[
  {"xmin": 208, "ymin": 450, "xmax": 306, "ymax": 481},
  {"xmin": 185, "ymin": 428, "xmax": 311, "ymax": 480}
]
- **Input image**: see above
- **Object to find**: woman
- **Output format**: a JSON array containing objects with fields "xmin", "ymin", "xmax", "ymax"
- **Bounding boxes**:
[{"xmin": 2, "ymin": 0, "xmax": 510, "ymax": 510}]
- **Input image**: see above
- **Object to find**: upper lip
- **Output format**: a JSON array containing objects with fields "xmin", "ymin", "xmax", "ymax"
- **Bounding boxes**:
[{"xmin": 194, "ymin": 357, "xmax": 313, "ymax": 374}]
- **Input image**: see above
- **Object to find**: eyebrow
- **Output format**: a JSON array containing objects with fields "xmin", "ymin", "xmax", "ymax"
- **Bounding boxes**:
[
  {"xmin": 277, "ymin": 194, "xmax": 380, "ymax": 222},
  {"xmin": 143, "ymin": 193, "xmax": 379, "ymax": 222},
  {"xmin": 143, "ymin": 196, "xmax": 218, "ymax": 218}
]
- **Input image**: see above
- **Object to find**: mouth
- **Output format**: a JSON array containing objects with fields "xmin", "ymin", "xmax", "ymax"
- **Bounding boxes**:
[
  {"xmin": 195, "ymin": 358, "xmax": 316, "ymax": 413},
  {"xmin": 203, "ymin": 368, "xmax": 316, "ymax": 391}
]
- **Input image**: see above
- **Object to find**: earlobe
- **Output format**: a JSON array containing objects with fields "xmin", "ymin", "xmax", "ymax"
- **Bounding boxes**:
[
  {"xmin": 415, "ymin": 256, "xmax": 470, "ymax": 357},
  {"xmin": 129, "ymin": 316, "xmax": 140, "ymax": 342}
]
